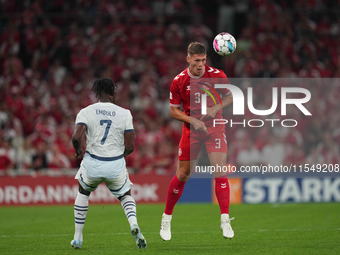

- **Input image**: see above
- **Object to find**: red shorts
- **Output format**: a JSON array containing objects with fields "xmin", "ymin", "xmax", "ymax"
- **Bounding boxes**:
[{"xmin": 178, "ymin": 123, "xmax": 227, "ymax": 161}]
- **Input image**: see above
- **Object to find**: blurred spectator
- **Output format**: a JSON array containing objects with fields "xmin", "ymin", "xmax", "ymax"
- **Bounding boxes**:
[
  {"xmin": 31, "ymin": 141, "xmax": 49, "ymax": 171},
  {"xmin": 20, "ymin": 138, "xmax": 36, "ymax": 171},
  {"xmin": 0, "ymin": 138, "xmax": 15, "ymax": 174},
  {"xmin": 261, "ymin": 135, "xmax": 285, "ymax": 166},
  {"xmin": 305, "ymin": 147, "xmax": 325, "ymax": 165},
  {"xmin": 284, "ymin": 144, "xmax": 306, "ymax": 165},
  {"xmin": 153, "ymin": 141, "xmax": 177, "ymax": 175},
  {"xmin": 237, "ymin": 140, "xmax": 262, "ymax": 166},
  {"xmin": 48, "ymin": 144, "xmax": 71, "ymax": 169}
]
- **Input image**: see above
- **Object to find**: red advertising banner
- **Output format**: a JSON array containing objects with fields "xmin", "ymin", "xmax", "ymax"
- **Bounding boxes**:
[{"xmin": 0, "ymin": 174, "xmax": 170, "ymax": 206}]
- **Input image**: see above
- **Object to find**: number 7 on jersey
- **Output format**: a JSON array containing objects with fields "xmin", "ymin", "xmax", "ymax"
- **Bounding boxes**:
[{"xmin": 100, "ymin": 119, "xmax": 112, "ymax": 144}]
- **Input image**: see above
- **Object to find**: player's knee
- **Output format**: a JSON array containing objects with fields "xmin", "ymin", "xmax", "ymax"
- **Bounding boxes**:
[
  {"xmin": 176, "ymin": 170, "xmax": 190, "ymax": 182},
  {"xmin": 78, "ymin": 183, "xmax": 91, "ymax": 196},
  {"xmin": 79, "ymin": 187, "xmax": 91, "ymax": 196},
  {"xmin": 117, "ymin": 190, "xmax": 131, "ymax": 201}
]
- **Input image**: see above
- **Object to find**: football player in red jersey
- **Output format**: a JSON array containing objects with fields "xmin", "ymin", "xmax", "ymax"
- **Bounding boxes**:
[{"xmin": 160, "ymin": 42, "xmax": 234, "ymax": 240}]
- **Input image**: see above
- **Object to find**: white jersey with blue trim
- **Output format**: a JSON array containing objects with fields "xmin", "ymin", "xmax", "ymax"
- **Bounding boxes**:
[{"xmin": 75, "ymin": 102, "xmax": 134, "ymax": 159}]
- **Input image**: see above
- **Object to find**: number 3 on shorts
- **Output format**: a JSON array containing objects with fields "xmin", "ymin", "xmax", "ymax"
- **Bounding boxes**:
[{"xmin": 100, "ymin": 119, "xmax": 112, "ymax": 144}]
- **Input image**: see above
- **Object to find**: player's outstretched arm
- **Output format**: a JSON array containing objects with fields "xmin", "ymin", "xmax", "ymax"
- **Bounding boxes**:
[
  {"xmin": 124, "ymin": 131, "xmax": 135, "ymax": 157},
  {"xmin": 170, "ymin": 106, "xmax": 208, "ymax": 133},
  {"xmin": 72, "ymin": 124, "xmax": 87, "ymax": 159}
]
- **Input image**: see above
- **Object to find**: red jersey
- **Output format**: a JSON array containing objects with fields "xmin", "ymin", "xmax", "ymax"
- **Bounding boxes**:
[{"xmin": 169, "ymin": 65, "xmax": 230, "ymax": 120}]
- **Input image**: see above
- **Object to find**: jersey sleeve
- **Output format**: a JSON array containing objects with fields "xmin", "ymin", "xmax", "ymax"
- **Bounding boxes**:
[
  {"xmin": 125, "ymin": 110, "xmax": 134, "ymax": 132},
  {"xmin": 218, "ymin": 70, "xmax": 231, "ymax": 96},
  {"xmin": 75, "ymin": 109, "xmax": 88, "ymax": 127},
  {"xmin": 169, "ymin": 79, "xmax": 182, "ymax": 107}
]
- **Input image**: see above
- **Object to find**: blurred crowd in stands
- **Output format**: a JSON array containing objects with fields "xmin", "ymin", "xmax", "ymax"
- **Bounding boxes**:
[{"xmin": 0, "ymin": 0, "xmax": 339, "ymax": 175}]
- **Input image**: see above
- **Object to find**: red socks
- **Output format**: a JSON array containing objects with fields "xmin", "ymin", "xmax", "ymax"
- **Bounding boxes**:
[
  {"xmin": 164, "ymin": 176, "xmax": 230, "ymax": 215},
  {"xmin": 215, "ymin": 177, "xmax": 230, "ymax": 214},
  {"xmin": 164, "ymin": 175, "xmax": 186, "ymax": 215}
]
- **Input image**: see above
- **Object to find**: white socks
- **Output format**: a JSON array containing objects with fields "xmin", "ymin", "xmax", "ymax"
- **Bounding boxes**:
[
  {"xmin": 73, "ymin": 192, "xmax": 89, "ymax": 241},
  {"xmin": 120, "ymin": 195, "xmax": 138, "ymax": 227},
  {"xmin": 73, "ymin": 193, "xmax": 138, "ymax": 241}
]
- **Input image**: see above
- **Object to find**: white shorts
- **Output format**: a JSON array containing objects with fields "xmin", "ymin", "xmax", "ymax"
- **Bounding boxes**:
[
  {"xmin": 80, "ymin": 153, "xmax": 126, "ymax": 179},
  {"xmin": 75, "ymin": 165, "xmax": 132, "ymax": 198}
]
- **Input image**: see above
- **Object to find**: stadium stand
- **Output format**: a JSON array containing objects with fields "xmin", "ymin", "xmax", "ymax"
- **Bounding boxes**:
[{"xmin": 0, "ymin": 0, "xmax": 339, "ymax": 175}]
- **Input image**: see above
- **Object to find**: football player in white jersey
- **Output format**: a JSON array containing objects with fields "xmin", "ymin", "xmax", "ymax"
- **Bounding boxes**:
[{"xmin": 70, "ymin": 77, "xmax": 146, "ymax": 249}]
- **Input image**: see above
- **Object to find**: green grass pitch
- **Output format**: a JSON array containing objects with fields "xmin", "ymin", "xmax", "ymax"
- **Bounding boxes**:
[{"xmin": 0, "ymin": 203, "xmax": 339, "ymax": 254}]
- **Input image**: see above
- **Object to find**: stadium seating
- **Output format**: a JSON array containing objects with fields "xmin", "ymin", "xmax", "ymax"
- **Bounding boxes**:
[{"xmin": 0, "ymin": 0, "xmax": 339, "ymax": 175}]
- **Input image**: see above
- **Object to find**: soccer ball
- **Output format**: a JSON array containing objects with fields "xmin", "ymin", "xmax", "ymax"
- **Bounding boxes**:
[{"xmin": 213, "ymin": 32, "xmax": 237, "ymax": 56}]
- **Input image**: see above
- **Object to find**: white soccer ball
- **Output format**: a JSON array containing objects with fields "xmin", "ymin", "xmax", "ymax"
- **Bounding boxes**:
[{"xmin": 213, "ymin": 32, "xmax": 237, "ymax": 56}]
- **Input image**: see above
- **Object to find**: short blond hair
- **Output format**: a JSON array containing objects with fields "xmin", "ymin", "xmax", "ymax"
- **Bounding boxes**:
[{"xmin": 187, "ymin": 42, "xmax": 206, "ymax": 56}]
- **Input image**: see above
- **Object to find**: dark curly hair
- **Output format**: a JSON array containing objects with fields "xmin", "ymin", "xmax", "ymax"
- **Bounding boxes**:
[{"xmin": 92, "ymin": 77, "xmax": 117, "ymax": 97}]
